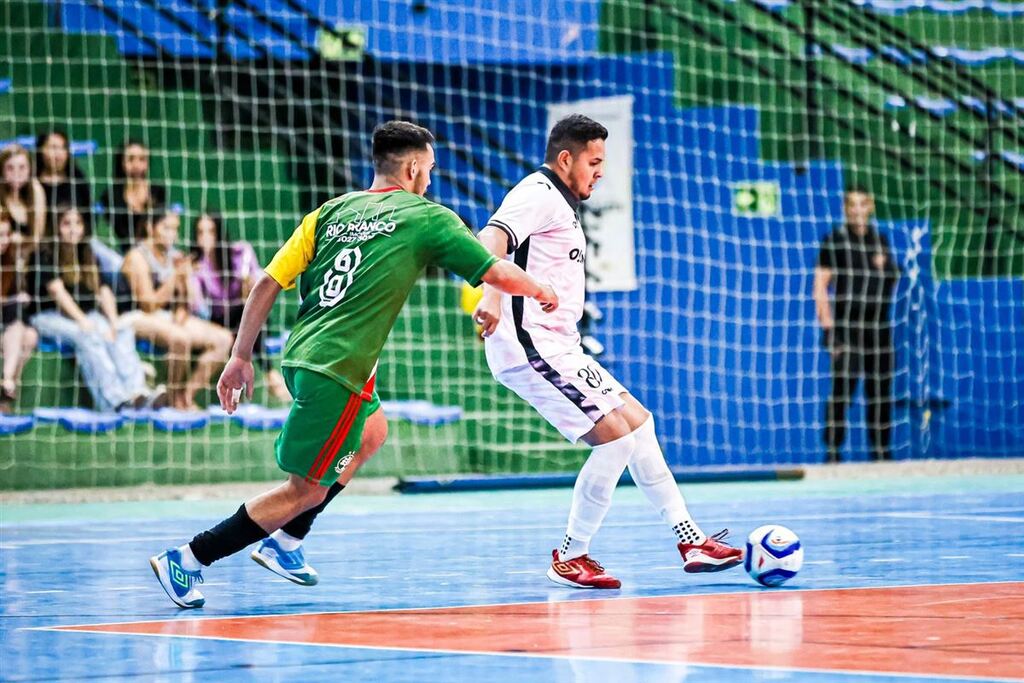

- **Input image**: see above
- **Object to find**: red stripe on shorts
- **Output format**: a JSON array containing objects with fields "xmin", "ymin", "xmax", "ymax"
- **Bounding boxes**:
[{"xmin": 305, "ymin": 394, "xmax": 361, "ymax": 484}]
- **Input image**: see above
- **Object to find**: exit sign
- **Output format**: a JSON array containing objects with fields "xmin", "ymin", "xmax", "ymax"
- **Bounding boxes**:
[{"xmin": 732, "ymin": 181, "xmax": 781, "ymax": 217}]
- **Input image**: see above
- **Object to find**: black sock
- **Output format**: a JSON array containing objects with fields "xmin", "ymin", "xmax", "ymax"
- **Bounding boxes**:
[
  {"xmin": 189, "ymin": 504, "xmax": 268, "ymax": 566},
  {"xmin": 280, "ymin": 482, "xmax": 345, "ymax": 540}
]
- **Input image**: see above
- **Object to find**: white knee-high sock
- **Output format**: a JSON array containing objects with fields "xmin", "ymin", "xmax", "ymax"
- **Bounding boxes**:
[
  {"xmin": 559, "ymin": 431, "xmax": 637, "ymax": 561},
  {"xmin": 628, "ymin": 416, "xmax": 707, "ymax": 546}
]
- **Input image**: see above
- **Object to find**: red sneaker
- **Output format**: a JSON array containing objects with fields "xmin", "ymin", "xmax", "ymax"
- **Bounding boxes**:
[
  {"xmin": 546, "ymin": 549, "xmax": 621, "ymax": 589},
  {"xmin": 678, "ymin": 529, "xmax": 744, "ymax": 573}
]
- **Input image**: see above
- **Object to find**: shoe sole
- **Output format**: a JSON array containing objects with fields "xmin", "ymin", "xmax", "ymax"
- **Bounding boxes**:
[
  {"xmin": 149, "ymin": 556, "xmax": 204, "ymax": 609},
  {"xmin": 546, "ymin": 567, "xmax": 620, "ymax": 589},
  {"xmin": 250, "ymin": 550, "xmax": 319, "ymax": 586},
  {"xmin": 683, "ymin": 556, "xmax": 744, "ymax": 574}
]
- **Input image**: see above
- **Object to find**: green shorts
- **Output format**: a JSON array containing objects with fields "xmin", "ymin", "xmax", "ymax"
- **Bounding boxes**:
[{"xmin": 274, "ymin": 367, "xmax": 381, "ymax": 487}]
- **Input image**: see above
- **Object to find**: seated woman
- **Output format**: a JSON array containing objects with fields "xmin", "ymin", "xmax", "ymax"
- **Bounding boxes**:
[
  {"xmin": 0, "ymin": 210, "xmax": 38, "ymax": 412},
  {"xmin": 100, "ymin": 140, "xmax": 166, "ymax": 253},
  {"xmin": 27, "ymin": 206, "xmax": 163, "ymax": 412},
  {"xmin": 190, "ymin": 211, "xmax": 289, "ymax": 400},
  {"xmin": 36, "ymin": 130, "xmax": 92, "ymax": 215},
  {"xmin": 0, "ymin": 144, "xmax": 47, "ymax": 257},
  {"xmin": 121, "ymin": 207, "xmax": 233, "ymax": 410}
]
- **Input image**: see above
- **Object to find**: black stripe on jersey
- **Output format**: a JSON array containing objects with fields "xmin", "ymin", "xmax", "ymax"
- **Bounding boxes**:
[
  {"xmin": 512, "ymin": 237, "xmax": 602, "ymax": 422},
  {"xmin": 537, "ymin": 166, "xmax": 581, "ymax": 212},
  {"xmin": 485, "ymin": 220, "xmax": 518, "ymax": 252}
]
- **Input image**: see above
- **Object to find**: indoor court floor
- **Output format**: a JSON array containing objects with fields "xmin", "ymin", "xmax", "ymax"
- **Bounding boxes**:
[{"xmin": 2, "ymin": 473, "xmax": 1023, "ymax": 682}]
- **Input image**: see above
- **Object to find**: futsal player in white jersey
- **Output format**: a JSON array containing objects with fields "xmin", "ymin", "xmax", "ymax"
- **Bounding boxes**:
[{"xmin": 474, "ymin": 114, "xmax": 743, "ymax": 588}]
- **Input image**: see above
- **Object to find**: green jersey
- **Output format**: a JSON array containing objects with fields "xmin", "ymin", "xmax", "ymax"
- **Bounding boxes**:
[{"xmin": 265, "ymin": 188, "xmax": 498, "ymax": 393}]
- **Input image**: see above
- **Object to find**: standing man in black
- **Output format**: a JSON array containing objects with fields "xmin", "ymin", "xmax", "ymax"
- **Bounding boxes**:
[{"xmin": 813, "ymin": 187, "xmax": 901, "ymax": 463}]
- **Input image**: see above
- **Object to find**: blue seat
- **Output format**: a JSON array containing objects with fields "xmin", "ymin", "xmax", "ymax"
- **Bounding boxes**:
[
  {"xmin": 380, "ymin": 400, "xmax": 462, "ymax": 426},
  {"xmin": 54, "ymin": 408, "xmax": 124, "ymax": 434},
  {"xmin": 151, "ymin": 409, "xmax": 210, "ymax": 432},
  {"xmin": 0, "ymin": 414, "xmax": 34, "ymax": 436},
  {"xmin": 229, "ymin": 404, "xmax": 290, "ymax": 430}
]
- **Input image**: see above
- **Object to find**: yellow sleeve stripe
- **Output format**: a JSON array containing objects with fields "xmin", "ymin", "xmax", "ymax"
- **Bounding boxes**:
[{"xmin": 265, "ymin": 208, "xmax": 319, "ymax": 290}]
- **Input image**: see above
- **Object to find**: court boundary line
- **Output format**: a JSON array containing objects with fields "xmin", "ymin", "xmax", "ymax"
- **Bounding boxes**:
[
  {"xmin": 29, "ymin": 622, "xmax": 1024, "ymax": 683},
  {"xmin": 26, "ymin": 579, "xmax": 1024, "ymax": 630},
  {"xmin": 5, "ymin": 505, "xmax": 1024, "ymax": 547}
]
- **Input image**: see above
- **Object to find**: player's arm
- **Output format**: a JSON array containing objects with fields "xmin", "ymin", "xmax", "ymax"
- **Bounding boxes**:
[
  {"xmin": 218, "ymin": 210, "xmax": 317, "ymax": 413},
  {"xmin": 813, "ymin": 265, "xmax": 834, "ymax": 332},
  {"xmin": 473, "ymin": 226, "xmax": 511, "ymax": 336},
  {"xmin": 217, "ymin": 272, "xmax": 280, "ymax": 414}
]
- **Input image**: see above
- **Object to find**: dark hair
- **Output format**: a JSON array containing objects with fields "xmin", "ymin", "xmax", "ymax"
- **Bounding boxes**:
[
  {"xmin": 112, "ymin": 138, "xmax": 149, "ymax": 183},
  {"xmin": 140, "ymin": 204, "xmax": 176, "ymax": 240},
  {"xmin": 371, "ymin": 121, "xmax": 435, "ymax": 173},
  {"xmin": 845, "ymin": 184, "xmax": 873, "ymax": 197},
  {"xmin": 544, "ymin": 114, "xmax": 608, "ymax": 164},
  {"xmin": 35, "ymin": 130, "xmax": 85, "ymax": 180},
  {"xmin": 191, "ymin": 211, "xmax": 232, "ymax": 287},
  {"xmin": 49, "ymin": 204, "xmax": 100, "ymax": 294}
]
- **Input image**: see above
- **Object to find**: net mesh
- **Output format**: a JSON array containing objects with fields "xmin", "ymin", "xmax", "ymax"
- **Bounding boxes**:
[{"xmin": 1, "ymin": 0, "xmax": 1021, "ymax": 490}]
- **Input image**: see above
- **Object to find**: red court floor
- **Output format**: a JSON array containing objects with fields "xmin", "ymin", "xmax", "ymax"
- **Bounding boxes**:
[{"xmin": 55, "ymin": 582, "xmax": 1024, "ymax": 680}]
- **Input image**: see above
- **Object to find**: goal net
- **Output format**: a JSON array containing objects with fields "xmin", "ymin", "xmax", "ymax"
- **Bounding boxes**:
[{"xmin": 1, "ymin": 0, "xmax": 1021, "ymax": 490}]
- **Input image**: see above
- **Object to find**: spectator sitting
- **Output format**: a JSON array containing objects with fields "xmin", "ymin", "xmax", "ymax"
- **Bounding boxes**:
[
  {"xmin": 121, "ymin": 206, "xmax": 233, "ymax": 411},
  {"xmin": 27, "ymin": 206, "xmax": 164, "ymax": 412},
  {"xmin": 36, "ymin": 130, "xmax": 93, "ymax": 216},
  {"xmin": 100, "ymin": 140, "xmax": 166, "ymax": 253},
  {"xmin": 0, "ymin": 144, "xmax": 47, "ymax": 257},
  {"xmin": 191, "ymin": 211, "xmax": 289, "ymax": 401},
  {"xmin": 0, "ymin": 209, "xmax": 38, "ymax": 413}
]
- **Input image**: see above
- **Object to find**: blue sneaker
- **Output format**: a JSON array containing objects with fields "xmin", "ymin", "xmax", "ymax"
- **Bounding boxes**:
[
  {"xmin": 250, "ymin": 537, "xmax": 319, "ymax": 586},
  {"xmin": 150, "ymin": 548, "xmax": 205, "ymax": 608}
]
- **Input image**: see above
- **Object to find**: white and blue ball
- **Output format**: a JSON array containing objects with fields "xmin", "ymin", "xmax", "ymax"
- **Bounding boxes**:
[{"xmin": 745, "ymin": 525, "xmax": 803, "ymax": 587}]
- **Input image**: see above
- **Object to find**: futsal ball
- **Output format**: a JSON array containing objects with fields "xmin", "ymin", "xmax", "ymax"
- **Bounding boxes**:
[{"xmin": 745, "ymin": 525, "xmax": 803, "ymax": 587}]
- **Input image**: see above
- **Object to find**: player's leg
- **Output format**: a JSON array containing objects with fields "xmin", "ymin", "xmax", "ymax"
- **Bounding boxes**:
[
  {"xmin": 150, "ymin": 368, "xmax": 366, "ymax": 607},
  {"xmin": 253, "ymin": 404, "xmax": 388, "ymax": 584},
  {"xmin": 825, "ymin": 339, "xmax": 857, "ymax": 463},
  {"xmin": 617, "ymin": 393, "xmax": 742, "ymax": 573},
  {"xmin": 864, "ymin": 328, "xmax": 894, "ymax": 461}
]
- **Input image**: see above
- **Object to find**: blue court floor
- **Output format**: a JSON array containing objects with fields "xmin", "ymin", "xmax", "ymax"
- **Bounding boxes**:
[{"xmin": 2, "ymin": 474, "xmax": 1023, "ymax": 682}]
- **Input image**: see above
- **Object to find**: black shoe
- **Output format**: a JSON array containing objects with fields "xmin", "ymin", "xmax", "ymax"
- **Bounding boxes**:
[
  {"xmin": 826, "ymin": 448, "xmax": 842, "ymax": 464},
  {"xmin": 871, "ymin": 449, "xmax": 892, "ymax": 462}
]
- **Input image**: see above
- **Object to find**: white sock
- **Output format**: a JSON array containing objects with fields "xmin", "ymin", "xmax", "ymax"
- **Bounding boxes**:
[
  {"xmin": 271, "ymin": 529, "xmax": 303, "ymax": 551},
  {"xmin": 178, "ymin": 543, "xmax": 203, "ymax": 571},
  {"xmin": 559, "ymin": 431, "xmax": 637, "ymax": 561},
  {"xmin": 628, "ymin": 416, "xmax": 707, "ymax": 546}
]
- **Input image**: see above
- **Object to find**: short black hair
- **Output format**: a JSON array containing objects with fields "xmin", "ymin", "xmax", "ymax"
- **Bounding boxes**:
[
  {"xmin": 371, "ymin": 121, "xmax": 435, "ymax": 173},
  {"xmin": 845, "ymin": 184, "xmax": 873, "ymax": 197},
  {"xmin": 544, "ymin": 114, "xmax": 608, "ymax": 163}
]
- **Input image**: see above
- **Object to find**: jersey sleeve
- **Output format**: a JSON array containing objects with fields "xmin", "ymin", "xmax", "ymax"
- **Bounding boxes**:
[
  {"xmin": 816, "ymin": 231, "xmax": 837, "ymax": 270},
  {"xmin": 265, "ymin": 208, "xmax": 319, "ymax": 290},
  {"xmin": 484, "ymin": 179, "xmax": 554, "ymax": 252},
  {"xmin": 429, "ymin": 207, "xmax": 499, "ymax": 287}
]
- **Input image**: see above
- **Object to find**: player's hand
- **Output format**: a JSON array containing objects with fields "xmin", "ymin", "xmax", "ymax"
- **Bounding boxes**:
[
  {"xmin": 217, "ymin": 355, "xmax": 254, "ymax": 414},
  {"xmin": 535, "ymin": 284, "xmax": 558, "ymax": 313},
  {"xmin": 473, "ymin": 291, "xmax": 502, "ymax": 338}
]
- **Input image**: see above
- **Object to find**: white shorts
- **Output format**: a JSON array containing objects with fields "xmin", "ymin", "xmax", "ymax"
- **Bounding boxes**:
[{"xmin": 494, "ymin": 352, "xmax": 628, "ymax": 443}]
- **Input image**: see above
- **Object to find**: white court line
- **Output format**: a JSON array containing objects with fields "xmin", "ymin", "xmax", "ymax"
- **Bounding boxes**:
[
  {"xmin": 938, "ymin": 555, "xmax": 970, "ymax": 560},
  {"xmin": 26, "ymin": 579, "xmax": 1024, "ymax": 631},
  {"xmin": 28, "ymin": 627, "xmax": 1023, "ymax": 683},
  {"xmin": 23, "ymin": 590, "xmax": 66, "ymax": 594},
  {"xmin": 886, "ymin": 512, "xmax": 1024, "ymax": 523},
  {"xmin": 803, "ymin": 560, "xmax": 834, "ymax": 565},
  {"xmin": 1007, "ymin": 553, "xmax": 1024, "ymax": 558},
  {"xmin": 5, "ymin": 507, "xmax": 1024, "ymax": 549}
]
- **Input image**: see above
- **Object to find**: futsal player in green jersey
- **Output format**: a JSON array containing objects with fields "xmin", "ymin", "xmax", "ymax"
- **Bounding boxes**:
[{"xmin": 151, "ymin": 121, "xmax": 558, "ymax": 608}]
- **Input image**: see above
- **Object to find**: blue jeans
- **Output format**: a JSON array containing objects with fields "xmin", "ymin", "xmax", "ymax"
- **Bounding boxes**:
[{"xmin": 31, "ymin": 310, "xmax": 147, "ymax": 411}]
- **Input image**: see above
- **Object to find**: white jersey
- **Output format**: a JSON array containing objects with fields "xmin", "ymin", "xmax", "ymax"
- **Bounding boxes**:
[{"xmin": 484, "ymin": 167, "xmax": 587, "ymax": 373}]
